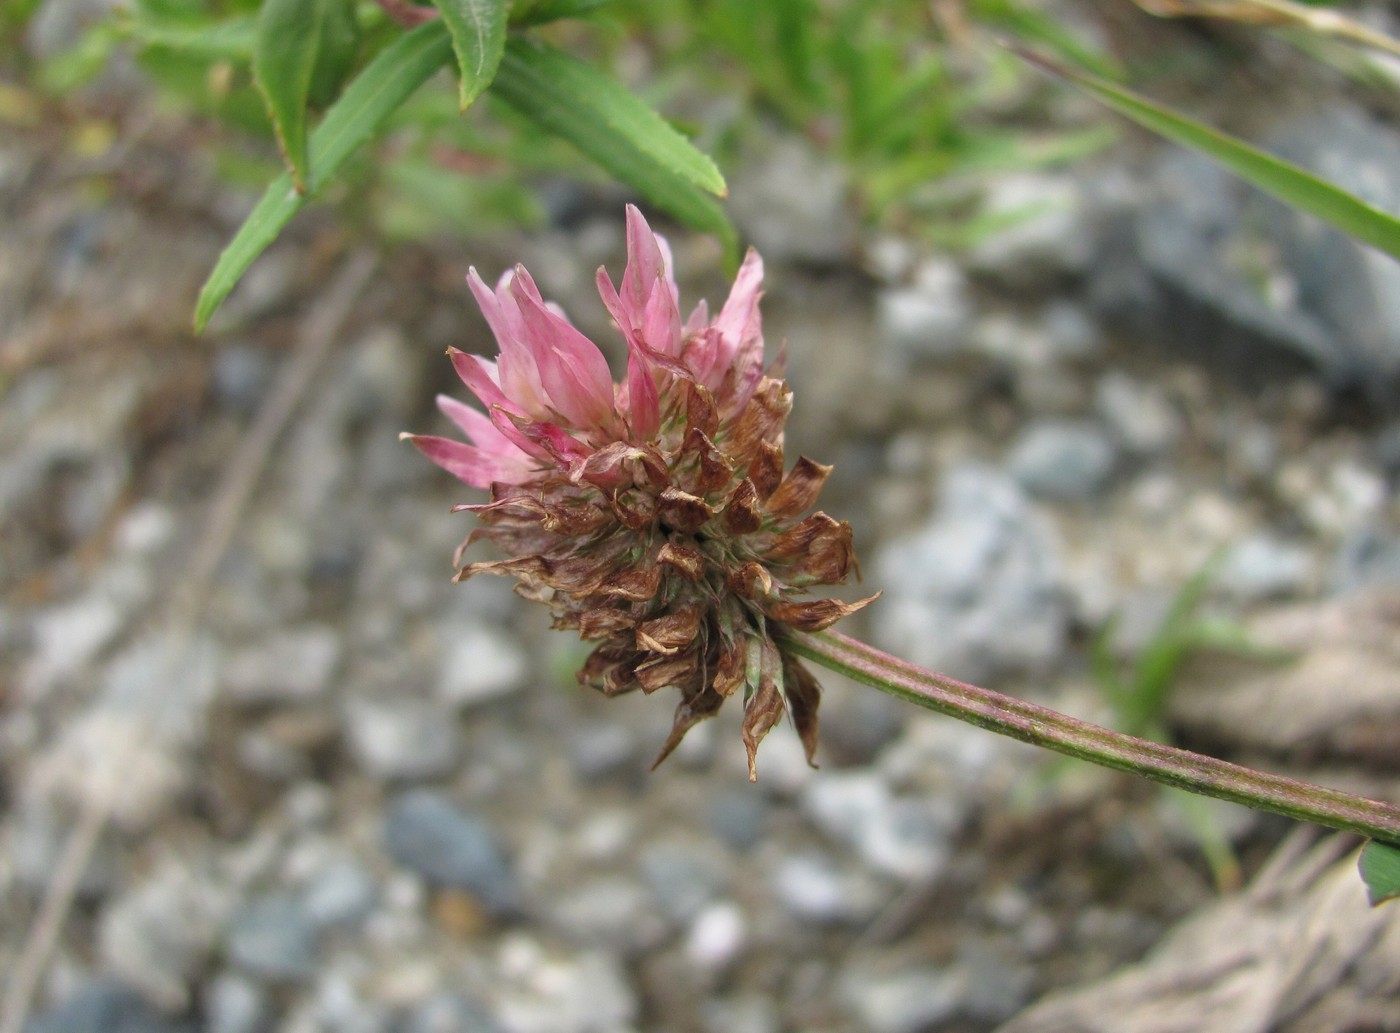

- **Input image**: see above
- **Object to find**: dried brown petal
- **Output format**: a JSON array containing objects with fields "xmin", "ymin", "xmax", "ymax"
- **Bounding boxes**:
[
  {"xmin": 747, "ymin": 440, "xmax": 785, "ymax": 501},
  {"xmin": 723, "ymin": 479, "xmax": 763, "ymax": 535},
  {"xmin": 782, "ymin": 656, "xmax": 822, "ymax": 767},
  {"xmin": 712, "ymin": 638, "xmax": 746, "ymax": 698},
  {"xmin": 763, "ymin": 592, "xmax": 880, "ymax": 631},
  {"xmin": 767, "ymin": 513, "xmax": 857, "ymax": 584},
  {"xmin": 635, "ymin": 651, "xmax": 698, "ymax": 694},
  {"xmin": 681, "ymin": 428, "xmax": 733, "ymax": 495},
  {"xmin": 599, "ymin": 565, "xmax": 662, "ymax": 601},
  {"xmin": 657, "ymin": 541, "xmax": 707, "ymax": 582},
  {"xmin": 728, "ymin": 561, "xmax": 774, "ymax": 600},
  {"xmin": 685, "ymin": 381, "xmax": 719, "ymax": 440},
  {"xmin": 728, "ymin": 379, "xmax": 792, "ymax": 465},
  {"xmin": 741, "ymin": 658, "xmax": 786, "ymax": 782},
  {"xmin": 766, "ymin": 456, "xmax": 832, "ymax": 520},
  {"xmin": 578, "ymin": 607, "xmax": 641, "ymax": 639},
  {"xmin": 650, "ymin": 690, "xmax": 724, "ymax": 769},
  {"xmin": 658, "ymin": 486, "xmax": 714, "ymax": 534},
  {"xmin": 636, "ymin": 607, "xmax": 703, "ymax": 655},
  {"xmin": 580, "ymin": 640, "xmax": 641, "ymax": 696}
]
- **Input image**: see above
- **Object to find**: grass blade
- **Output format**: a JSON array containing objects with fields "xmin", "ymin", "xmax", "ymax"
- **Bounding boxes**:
[
  {"xmin": 433, "ymin": 0, "xmax": 509, "ymax": 110},
  {"xmin": 195, "ymin": 21, "xmax": 452, "ymax": 331},
  {"xmin": 1015, "ymin": 46, "xmax": 1400, "ymax": 262}
]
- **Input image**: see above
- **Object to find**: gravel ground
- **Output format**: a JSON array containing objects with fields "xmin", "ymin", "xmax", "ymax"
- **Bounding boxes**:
[{"xmin": 4, "ymin": 35, "xmax": 1400, "ymax": 1033}]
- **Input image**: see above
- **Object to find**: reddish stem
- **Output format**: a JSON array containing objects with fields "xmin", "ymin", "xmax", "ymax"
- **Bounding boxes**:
[{"xmin": 781, "ymin": 628, "xmax": 1400, "ymax": 845}]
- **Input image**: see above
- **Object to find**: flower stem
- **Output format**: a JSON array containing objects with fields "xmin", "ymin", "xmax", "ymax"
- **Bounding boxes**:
[{"xmin": 779, "ymin": 628, "xmax": 1400, "ymax": 845}]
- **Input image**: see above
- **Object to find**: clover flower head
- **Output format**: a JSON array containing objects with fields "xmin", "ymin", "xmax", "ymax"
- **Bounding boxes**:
[{"xmin": 405, "ymin": 206, "xmax": 875, "ymax": 777}]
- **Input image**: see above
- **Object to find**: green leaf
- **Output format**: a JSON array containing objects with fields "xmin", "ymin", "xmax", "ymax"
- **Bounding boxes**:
[
  {"xmin": 491, "ymin": 37, "xmax": 732, "ymax": 248},
  {"xmin": 123, "ymin": 14, "xmax": 256, "ymax": 58},
  {"xmin": 495, "ymin": 36, "xmax": 722, "ymax": 198},
  {"xmin": 1359, "ymin": 839, "xmax": 1400, "ymax": 906},
  {"xmin": 254, "ymin": 0, "xmax": 360, "ymax": 190},
  {"xmin": 510, "ymin": 0, "xmax": 611, "ymax": 26},
  {"xmin": 1014, "ymin": 47, "xmax": 1400, "ymax": 263},
  {"xmin": 308, "ymin": 0, "xmax": 359, "ymax": 107},
  {"xmin": 433, "ymin": 0, "xmax": 509, "ymax": 110},
  {"xmin": 195, "ymin": 20, "xmax": 452, "ymax": 332}
]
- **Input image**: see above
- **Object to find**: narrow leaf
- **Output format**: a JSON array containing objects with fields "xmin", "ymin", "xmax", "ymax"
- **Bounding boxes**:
[
  {"xmin": 1015, "ymin": 47, "xmax": 1400, "ymax": 262},
  {"xmin": 491, "ymin": 38, "xmax": 733, "ymax": 250},
  {"xmin": 433, "ymin": 0, "xmax": 509, "ymax": 110},
  {"xmin": 496, "ymin": 37, "xmax": 726, "ymax": 198},
  {"xmin": 124, "ymin": 15, "xmax": 256, "ymax": 58},
  {"xmin": 1360, "ymin": 839, "xmax": 1400, "ymax": 906},
  {"xmin": 511, "ymin": 0, "xmax": 612, "ymax": 26},
  {"xmin": 254, "ymin": 0, "xmax": 327, "ymax": 190},
  {"xmin": 308, "ymin": 0, "xmax": 360, "ymax": 107},
  {"xmin": 195, "ymin": 21, "xmax": 452, "ymax": 331}
]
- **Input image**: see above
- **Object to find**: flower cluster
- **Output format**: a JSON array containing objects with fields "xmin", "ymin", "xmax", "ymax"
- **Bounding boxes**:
[{"xmin": 405, "ymin": 207, "xmax": 874, "ymax": 777}]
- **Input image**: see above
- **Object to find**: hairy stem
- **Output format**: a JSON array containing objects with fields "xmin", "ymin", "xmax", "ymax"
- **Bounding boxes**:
[{"xmin": 780, "ymin": 628, "xmax": 1400, "ymax": 845}]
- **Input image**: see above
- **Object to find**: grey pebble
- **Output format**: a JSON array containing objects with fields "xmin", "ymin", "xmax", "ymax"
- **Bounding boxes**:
[
  {"xmin": 344, "ymin": 698, "xmax": 458, "ymax": 781},
  {"xmin": 226, "ymin": 895, "xmax": 320, "ymax": 983},
  {"xmin": 382, "ymin": 789, "xmax": 519, "ymax": 915},
  {"xmin": 23, "ymin": 980, "xmax": 197, "ymax": 1033},
  {"xmin": 1007, "ymin": 419, "xmax": 1118, "ymax": 501}
]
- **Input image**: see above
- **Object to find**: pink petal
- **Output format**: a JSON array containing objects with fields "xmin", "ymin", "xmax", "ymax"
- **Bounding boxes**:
[
  {"xmin": 467, "ymin": 267, "xmax": 550, "ymax": 417},
  {"xmin": 435, "ymin": 395, "xmax": 532, "ymax": 462},
  {"xmin": 448, "ymin": 348, "xmax": 516, "ymax": 415},
  {"xmin": 509, "ymin": 272, "xmax": 615, "ymax": 428},
  {"xmin": 622, "ymin": 205, "xmax": 678, "ymax": 316},
  {"xmin": 623, "ymin": 345, "xmax": 660, "ymax": 441},
  {"xmin": 711, "ymin": 247, "xmax": 765, "ymax": 379},
  {"xmin": 401, "ymin": 433, "xmax": 534, "ymax": 489}
]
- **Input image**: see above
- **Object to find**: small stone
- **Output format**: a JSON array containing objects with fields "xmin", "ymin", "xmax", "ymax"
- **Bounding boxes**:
[
  {"xmin": 435, "ymin": 624, "xmax": 527, "ymax": 708},
  {"xmin": 212, "ymin": 344, "xmax": 273, "ymax": 414},
  {"xmin": 684, "ymin": 901, "xmax": 746, "ymax": 970},
  {"xmin": 876, "ymin": 462, "xmax": 1070, "ymax": 683},
  {"xmin": 300, "ymin": 859, "xmax": 379, "ymax": 932},
  {"xmin": 1330, "ymin": 528, "xmax": 1400, "ymax": 593},
  {"xmin": 23, "ymin": 979, "xmax": 198, "ymax": 1033},
  {"xmin": 345, "ymin": 698, "xmax": 457, "ymax": 781},
  {"xmin": 771, "ymin": 853, "xmax": 886, "ymax": 925},
  {"xmin": 382, "ymin": 789, "xmax": 519, "ymax": 915},
  {"xmin": 841, "ymin": 967, "xmax": 963, "ymax": 1033},
  {"xmin": 1006, "ymin": 420, "xmax": 1117, "ymax": 500},
  {"xmin": 1218, "ymin": 533, "xmax": 1313, "ymax": 602},
  {"xmin": 205, "ymin": 974, "xmax": 269, "ymax": 1033},
  {"xmin": 226, "ymin": 895, "xmax": 320, "ymax": 983},
  {"xmin": 494, "ymin": 948, "xmax": 638, "ymax": 1033},
  {"xmin": 98, "ymin": 861, "xmax": 231, "ymax": 1009},
  {"xmin": 23, "ymin": 593, "xmax": 123, "ymax": 694},
  {"xmin": 565, "ymin": 721, "xmax": 637, "ymax": 782},
  {"xmin": 801, "ymin": 772, "xmax": 957, "ymax": 881},
  {"xmin": 967, "ymin": 172, "xmax": 1091, "ymax": 285},
  {"xmin": 728, "ymin": 138, "xmax": 853, "ymax": 265},
  {"xmin": 639, "ymin": 841, "xmax": 728, "ymax": 923},
  {"xmin": 547, "ymin": 877, "xmax": 665, "ymax": 953},
  {"xmin": 877, "ymin": 259, "xmax": 971, "ymax": 366},
  {"xmin": 1095, "ymin": 372, "xmax": 1182, "ymax": 457},
  {"xmin": 958, "ymin": 940, "xmax": 1035, "ymax": 1023},
  {"xmin": 224, "ymin": 626, "xmax": 341, "ymax": 704},
  {"xmin": 9, "ymin": 801, "xmax": 118, "ymax": 897},
  {"xmin": 700, "ymin": 996, "xmax": 780, "ymax": 1033},
  {"xmin": 709, "ymin": 791, "xmax": 768, "ymax": 852},
  {"xmin": 394, "ymin": 994, "xmax": 505, "ymax": 1033}
]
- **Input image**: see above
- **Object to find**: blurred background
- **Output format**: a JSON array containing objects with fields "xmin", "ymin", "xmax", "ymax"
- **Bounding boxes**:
[{"xmin": 4, "ymin": 0, "xmax": 1400, "ymax": 1030}]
